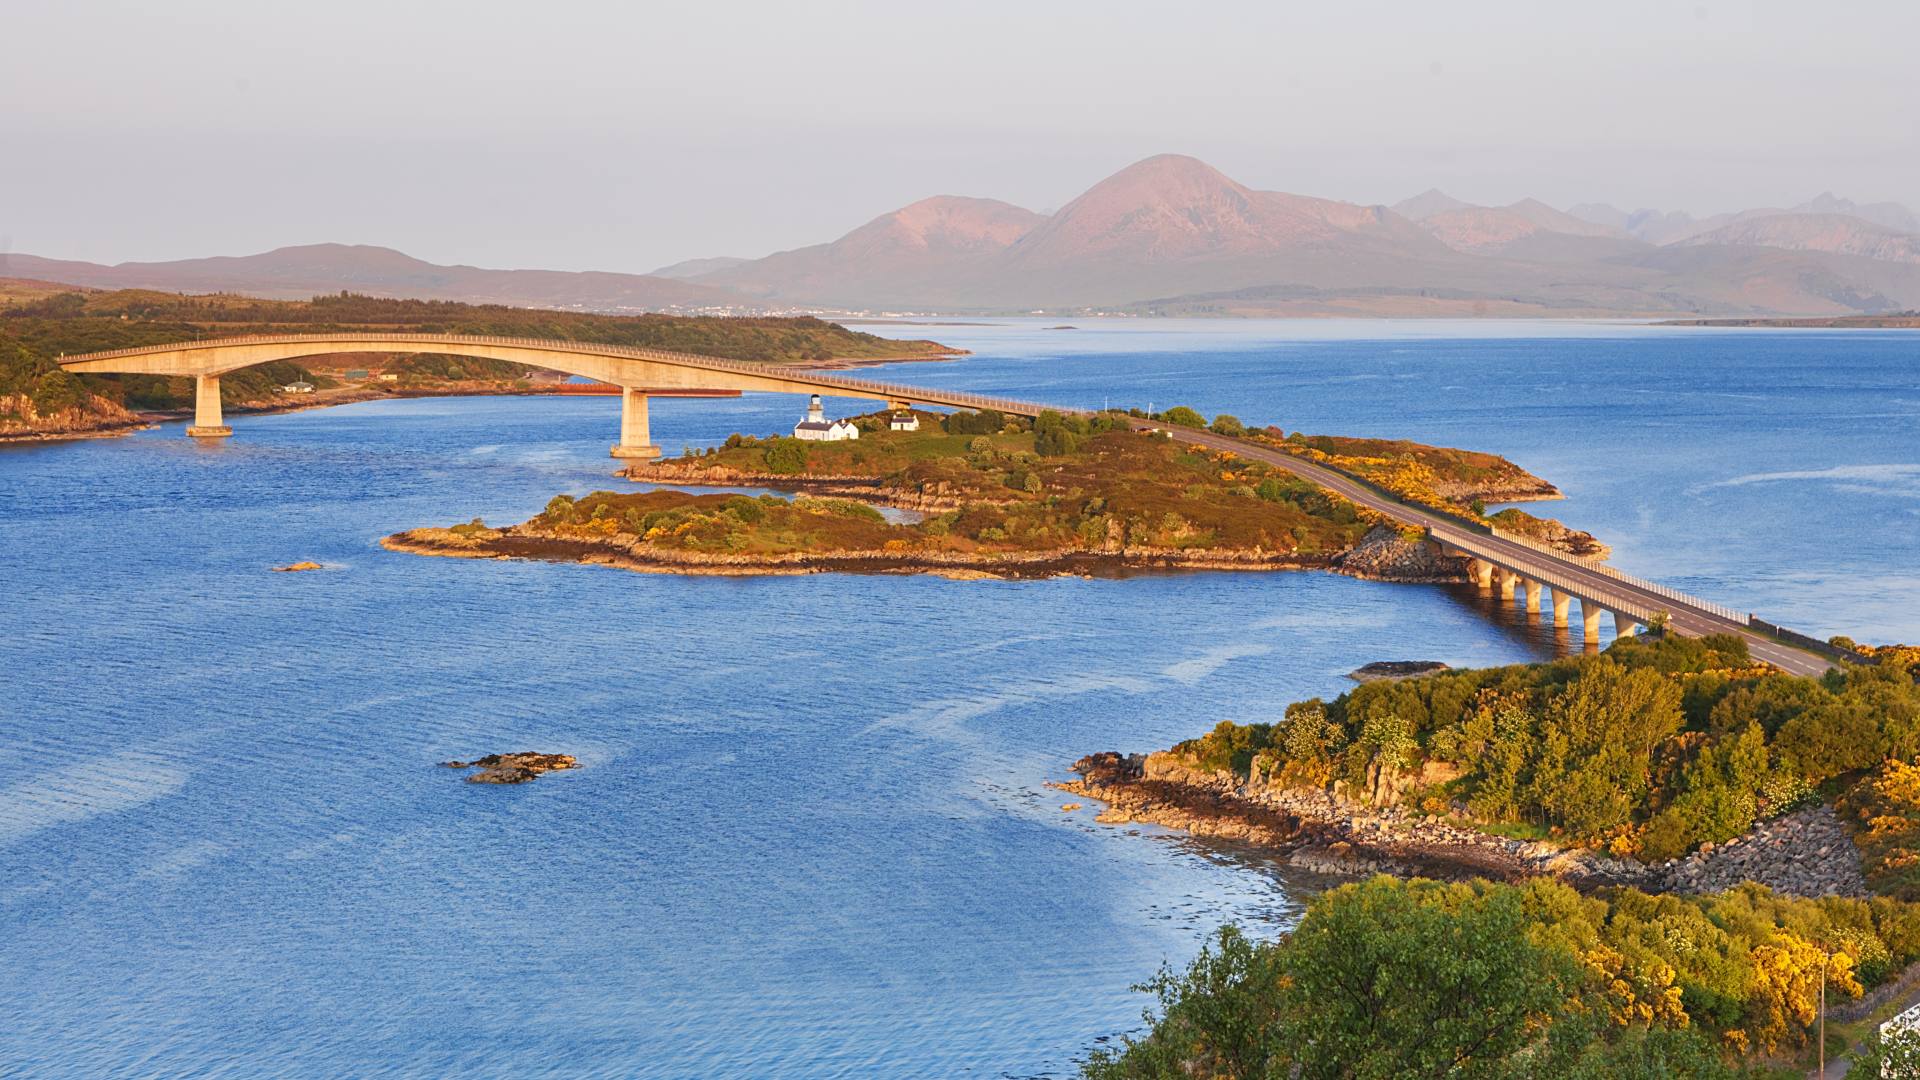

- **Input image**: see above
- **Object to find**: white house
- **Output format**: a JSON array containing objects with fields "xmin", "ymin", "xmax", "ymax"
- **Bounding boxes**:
[
  {"xmin": 888, "ymin": 412, "xmax": 919, "ymax": 432},
  {"xmin": 794, "ymin": 395, "xmax": 859, "ymax": 441},
  {"xmin": 281, "ymin": 381, "xmax": 316, "ymax": 394}
]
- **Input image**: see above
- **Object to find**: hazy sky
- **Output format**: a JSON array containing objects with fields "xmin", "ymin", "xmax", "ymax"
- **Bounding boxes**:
[{"xmin": 5, "ymin": 0, "xmax": 1917, "ymax": 273}]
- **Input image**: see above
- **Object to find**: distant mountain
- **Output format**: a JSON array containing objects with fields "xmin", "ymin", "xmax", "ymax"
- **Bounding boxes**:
[
  {"xmin": 650, "ymin": 255, "xmax": 750, "ymax": 280},
  {"xmin": 1391, "ymin": 188, "xmax": 1475, "ymax": 222},
  {"xmin": 18, "ymin": 167, "xmax": 1920, "ymax": 319},
  {"xmin": 1567, "ymin": 202, "xmax": 1632, "ymax": 231},
  {"xmin": 692, "ymin": 195, "xmax": 1046, "ymax": 307},
  {"xmin": 1677, "ymin": 213, "xmax": 1920, "ymax": 265},
  {"xmin": 1791, "ymin": 193, "xmax": 1920, "ymax": 234},
  {"xmin": 1417, "ymin": 197, "xmax": 1635, "ymax": 259},
  {"xmin": 692, "ymin": 155, "xmax": 1455, "ymax": 309},
  {"xmin": 1, "ymin": 244, "xmax": 750, "ymax": 313}
]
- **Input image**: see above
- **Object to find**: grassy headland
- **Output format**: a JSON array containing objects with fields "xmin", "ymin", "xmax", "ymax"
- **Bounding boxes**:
[
  {"xmin": 0, "ymin": 288, "xmax": 958, "ymax": 441},
  {"xmin": 1074, "ymin": 633, "xmax": 1920, "ymax": 868}
]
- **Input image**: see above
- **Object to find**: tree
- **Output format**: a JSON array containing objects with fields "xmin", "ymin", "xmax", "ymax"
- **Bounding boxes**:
[
  {"xmin": 1209, "ymin": 413, "xmax": 1245, "ymax": 436},
  {"xmin": 1035, "ymin": 410, "xmax": 1082, "ymax": 456},
  {"xmin": 1157, "ymin": 405, "xmax": 1206, "ymax": 429},
  {"xmin": 29, "ymin": 368, "xmax": 86, "ymax": 415},
  {"xmin": 1276, "ymin": 877, "xmax": 1581, "ymax": 1078},
  {"xmin": 762, "ymin": 437, "xmax": 809, "ymax": 474}
]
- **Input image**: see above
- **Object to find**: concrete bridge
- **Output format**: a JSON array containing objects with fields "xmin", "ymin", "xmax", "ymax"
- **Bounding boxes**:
[
  {"xmin": 57, "ymin": 332, "xmax": 1043, "ymax": 459},
  {"xmin": 61, "ymin": 333, "xmax": 1838, "ymax": 675},
  {"xmin": 1143, "ymin": 422, "xmax": 1838, "ymax": 677}
]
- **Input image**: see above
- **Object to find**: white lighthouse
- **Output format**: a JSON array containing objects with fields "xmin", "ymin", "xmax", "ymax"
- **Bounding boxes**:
[{"xmin": 793, "ymin": 394, "xmax": 859, "ymax": 441}]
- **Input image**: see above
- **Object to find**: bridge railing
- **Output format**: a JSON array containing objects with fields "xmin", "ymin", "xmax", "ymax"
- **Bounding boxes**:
[
  {"xmin": 58, "ymin": 332, "xmax": 1085, "ymax": 417},
  {"xmin": 1484, "ymin": 526, "xmax": 1748, "ymax": 623}
]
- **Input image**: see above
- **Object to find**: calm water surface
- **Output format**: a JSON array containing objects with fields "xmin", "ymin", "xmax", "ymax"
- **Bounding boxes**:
[{"xmin": 2, "ymin": 321, "xmax": 1914, "ymax": 1077}]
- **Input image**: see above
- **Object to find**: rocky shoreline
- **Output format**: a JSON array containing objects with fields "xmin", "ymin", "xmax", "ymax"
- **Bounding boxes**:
[
  {"xmin": 1054, "ymin": 750, "xmax": 1868, "ymax": 899},
  {"xmin": 382, "ymin": 525, "xmax": 1340, "ymax": 579}
]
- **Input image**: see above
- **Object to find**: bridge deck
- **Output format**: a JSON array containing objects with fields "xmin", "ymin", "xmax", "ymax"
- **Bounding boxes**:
[{"xmin": 60, "ymin": 333, "xmax": 1837, "ymax": 676}]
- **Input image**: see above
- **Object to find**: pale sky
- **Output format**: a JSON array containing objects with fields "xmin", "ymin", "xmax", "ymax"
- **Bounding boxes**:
[{"xmin": 4, "ymin": 0, "xmax": 1917, "ymax": 273}]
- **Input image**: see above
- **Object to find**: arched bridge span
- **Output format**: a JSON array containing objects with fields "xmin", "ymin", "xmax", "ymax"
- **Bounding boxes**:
[{"xmin": 58, "ymin": 332, "xmax": 1059, "ymax": 457}]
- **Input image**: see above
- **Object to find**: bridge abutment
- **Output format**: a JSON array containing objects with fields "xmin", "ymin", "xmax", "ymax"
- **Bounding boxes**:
[
  {"xmin": 610, "ymin": 387, "xmax": 662, "ymax": 460},
  {"xmin": 184, "ymin": 374, "xmax": 232, "ymax": 438}
]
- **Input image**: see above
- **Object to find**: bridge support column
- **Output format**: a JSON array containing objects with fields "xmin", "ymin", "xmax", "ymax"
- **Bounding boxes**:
[
  {"xmin": 610, "ymin": 387, "xmax": 661, "ymax": 460},
  {"xmin": 1611, "ymin": 610, "xmax": 1641, "ymax": 642},
  {"xmin": 185, "ymin": 374, "xmax": 232, "ymax": 438},
  {"xmin": 1581, "ymin": 599, "xmax": 1603, "ymax": 642},
  {"xmin": 1468, "ymin": 559, "xmax": 1494, "ymax": 590},
  {"xmin": 1520, "ymin": 577, "xmax": 1542, "ymax": 614},
  {"xmin": 1551, "ymin": 590, "xmax": 1571, "ymax": 628},
  {"xmin": 1496, "ymin": 567, "xmax": 1517, "ymax": 601}
]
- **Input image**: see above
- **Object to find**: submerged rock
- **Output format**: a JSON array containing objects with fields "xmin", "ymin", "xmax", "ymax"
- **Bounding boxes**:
[
  {"xmin": 272, "ymin": 561, "xmax": 325, "ymax": 572},
  {"xmin": 441, "ymin": 752, "xmax": 579, "ymax": 784},
  {"xmin": 1350, "ymin": 660, "xmax": 1450, "ymax": 682}
]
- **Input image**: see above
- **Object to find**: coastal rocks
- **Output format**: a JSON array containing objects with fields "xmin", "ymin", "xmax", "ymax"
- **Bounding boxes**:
[
  {"xmin": 1334, "ymin": 524, "xmax": 1468, "ymax": 582},
  {"xmin": 441, "ymin": 752, "xmax": 579, "ymax": 784},
  {"xmin": 1060, "ymin": 749, "xmax": 1869, "ymax": 900},
  {"xmin": 1657, "ymin": 806, "xmax": 1868, "ymax": 898},
  {"xmin": 1056, "ymin": 750, "xmax": 1663, "ymax": 890},
  {"xmin": 272, "ymin": 561, "xmax": 325, "ymax": 572},
  {"xmin": 1495, "ymin": 517, "xmax": 1611, "ymax": 560},
  {"xmin": 0, "ymin": 391, "xmax": 151, "ymax": 443},
  {"xmin": 1349, "ymin": 660, "xmax": 1450, "ymax": 682}
]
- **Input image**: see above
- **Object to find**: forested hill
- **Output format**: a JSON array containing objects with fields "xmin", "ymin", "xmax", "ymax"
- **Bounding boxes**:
[
  {"xmin": 0, "ymin": 288, "xmax": 956, "ymax": 439},
  {"xmin": 0, "ymin": 288, "xmax": 957, "ymax": 364}
]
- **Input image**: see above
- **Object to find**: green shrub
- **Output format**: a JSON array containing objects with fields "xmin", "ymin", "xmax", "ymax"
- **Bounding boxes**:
[
  {"xmin": 762, "ymin": 437, "xmax": 809, "ymax": 474},
  {"xmin": 1209, "ymin": 413, "xmax": 1245, "ymax": 436}
]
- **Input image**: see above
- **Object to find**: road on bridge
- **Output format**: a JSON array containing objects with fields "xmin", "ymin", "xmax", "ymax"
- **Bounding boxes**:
[{"xmin": 1131, "ymin": 420, "xmax": 1835, "ymax": 679}]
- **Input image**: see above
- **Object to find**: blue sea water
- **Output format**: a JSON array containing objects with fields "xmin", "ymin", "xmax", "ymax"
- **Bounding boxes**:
[{"xmin": 1, "ymin": 320, "xmax": 1915, "ymax": 1078}]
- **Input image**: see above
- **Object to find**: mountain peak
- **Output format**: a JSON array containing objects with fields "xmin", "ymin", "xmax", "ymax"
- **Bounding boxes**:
[{"xmin": 1392, "ymin": 188, "xmax": 1474, "ymax": 222}]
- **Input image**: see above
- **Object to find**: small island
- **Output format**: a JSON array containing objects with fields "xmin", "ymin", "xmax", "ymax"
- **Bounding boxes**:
[
  {"xmin": 385, "ymin": 406, "xmax": 1603, "ymax": 581},
  {"xmin": 442, "ymin": 752, "xmax": 579, "ymax": 784}
]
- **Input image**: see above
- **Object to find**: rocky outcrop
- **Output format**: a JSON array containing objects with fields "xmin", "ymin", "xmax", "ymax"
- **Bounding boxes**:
[
  {"xmin": 272, "ymin": 561, "xmax": 324, "ymax": 572},
  {"xmin": 1655, "ymin": 806, "xmax": 1867, "ymax": 898},
  {"xmin": 383, "ymin": 525, "xmax": 1334, "ymax": 579},
  {"xmin": 441, "ymin": 752, "xmax": 578, "ymax": 784},
  {"xmin": 1058, "ymin": 751, "xmax": 1864, "ymax": 899},
  {"xmin": 1056, "ymin": 751, "xmax": 1655, "ymax": 889},
  {"xmin": 1350, "ymin": 660, "xmax": 1450, "ymax": 682},
  {"xmin": 1335, "ymin": 524, "xmax": 1468, "ymax": 582},
  {"xmin": 1494, "ymin": 517, "xmax": 1612, "ymax": 560},
  {"xmin": 0, "ymin": 392, "xmax": 150, "ymax": 443}
]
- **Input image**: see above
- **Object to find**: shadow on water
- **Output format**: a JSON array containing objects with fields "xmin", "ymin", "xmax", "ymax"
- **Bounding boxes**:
[{"xmin": 1439, "ymin": 581, "xmax": 1603, "ymax": 658}]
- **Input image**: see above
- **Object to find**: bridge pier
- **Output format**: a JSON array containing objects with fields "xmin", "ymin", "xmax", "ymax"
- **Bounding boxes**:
[
  {"xmin": 1612, "ymin": 610, "xmax": 1641, "ymax": 642},
  {"xmin": 1468, "ymin": 559, "xmax": 1494, "ymax": 590},
  {"xmin": 1581, "ymin": 599, "xmax": 1603, "ymax": 642},
  {"xmin": 1551, "ymin": 590, "xmax": 1571, "ymax": 628},
  {"xmin": 1496, "ymin": 567, "xmax": 1517, "ymax": 601},
  {"xmin": 1520, "ymin": 577, "xmax": 1542, "ymax": 615},
  {"xmin": 185, "ymin": 374, "xmax": 232, "ymax": 438},
  {"xmin": 610, "ymin": 387, "xmax": 661, "ymax": 460}
]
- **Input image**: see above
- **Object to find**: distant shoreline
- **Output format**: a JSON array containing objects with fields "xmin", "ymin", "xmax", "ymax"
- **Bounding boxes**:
[
  {"xmin": 0, "ymin": 349, "xmax": 962, "ymax": 446},
  {"xmin": 1656, "ymin": 314, "xmax": 1920, "ymax": 328}
]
